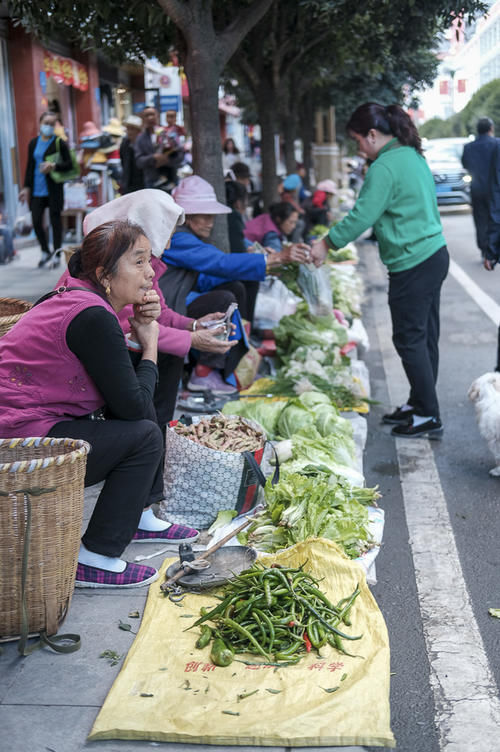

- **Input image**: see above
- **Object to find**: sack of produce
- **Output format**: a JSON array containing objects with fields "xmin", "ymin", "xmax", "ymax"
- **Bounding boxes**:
[{"xmin": 160, "ymin": 415, "xmax": 268, "ymax": 529}]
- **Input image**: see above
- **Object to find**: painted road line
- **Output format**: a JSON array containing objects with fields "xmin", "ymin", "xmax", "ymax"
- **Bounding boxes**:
[
  {"xmin": 372, "ymin": 267, "xmax": 500, "ymax": 751},
  {"xmin": 449, "ymin": 258, "xmax": 500, "ymax": 325}
]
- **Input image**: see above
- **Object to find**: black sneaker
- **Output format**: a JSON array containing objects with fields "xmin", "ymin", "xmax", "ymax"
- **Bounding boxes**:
[
  {"xmin": 382, "ymin": 406, "xmax": 414, "ymax": 424},
  {"xmin": 391, "ymin": 417, "xmax": 443, "ymax": 439}
]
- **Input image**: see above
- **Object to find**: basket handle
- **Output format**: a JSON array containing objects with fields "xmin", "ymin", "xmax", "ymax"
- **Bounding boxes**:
[{"xmin": 0, "ymin": 488, "xmax": 81, "ymax": 656}]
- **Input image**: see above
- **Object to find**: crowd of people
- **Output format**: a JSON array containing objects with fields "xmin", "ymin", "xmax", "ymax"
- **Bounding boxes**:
[{"xmin": 0, "ymin": 99, "xmax": 460, "ymax": 590}]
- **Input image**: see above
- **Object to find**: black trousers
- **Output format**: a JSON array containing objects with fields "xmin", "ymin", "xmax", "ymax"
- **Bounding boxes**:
[
  {"xmin": 470, "ymin": 190, "xmax": 489, "ymax": 257},
  {"xmin": 388, "ymin": 246, "xmax": 449, "ymax": 418},
  {"xmin": 150, "ymin": 283, "xmax": 249, "ymax": 428},
  {"xmin": 30, "ymin": 196, "xmax": 63, "ymax": 254},
  {"xmin": 48, "ymin": 407, "xmax": 164, "ymax": 558}
]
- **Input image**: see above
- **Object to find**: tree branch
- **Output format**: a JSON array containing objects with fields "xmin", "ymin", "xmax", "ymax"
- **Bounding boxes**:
[
  {"xmin": 156, "ymin": 0, "xmax": 193, "ymax": 32},
  {"xmin": 218, "ymin": 0, "xmax": 274, "ymax": 64}
]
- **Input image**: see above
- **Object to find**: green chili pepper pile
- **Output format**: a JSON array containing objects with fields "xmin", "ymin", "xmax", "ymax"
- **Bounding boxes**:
[{"xmin": 187, "ymin": 562, "xmax": 362, "ymax": 667}]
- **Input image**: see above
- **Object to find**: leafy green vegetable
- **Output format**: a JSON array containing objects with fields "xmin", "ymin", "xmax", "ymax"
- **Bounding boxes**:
[
  {"xmin": 207, "ymin": 509, "xmax": 237, "ymax": 535},
  {"xmin": 243, "ymin": 472, "xmax": 378, "ymax": 558},
  {"xmin": 276, "ymin": 401, "xmax": 315, "ymax": 438},
  {"xmin": 274, "ymin": 303, "xmax": 348, "ymax": 361},
  {"xmin": 222, "ymin": 399, "xmax": 287, "ymax": 439}
]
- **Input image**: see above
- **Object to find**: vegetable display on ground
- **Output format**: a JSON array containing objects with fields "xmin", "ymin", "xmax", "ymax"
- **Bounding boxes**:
[{"xmin": 188, "ymin": 562, "xmax": 362, "ymax": 666}]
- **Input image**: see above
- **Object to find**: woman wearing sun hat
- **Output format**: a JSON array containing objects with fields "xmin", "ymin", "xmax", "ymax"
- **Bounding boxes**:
[{"xmin": 160, "ymin": 175, "xmax": 309, "ymax": 394}]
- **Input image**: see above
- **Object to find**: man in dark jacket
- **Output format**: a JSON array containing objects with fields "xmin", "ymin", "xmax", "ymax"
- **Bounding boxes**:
[
  {"xmin": 119, "ymin": 115, "xmax": 144, "ymax": 194},
  {"xmin": 462, "ymin": 117, "xmax": 498, "ymax": 259}
]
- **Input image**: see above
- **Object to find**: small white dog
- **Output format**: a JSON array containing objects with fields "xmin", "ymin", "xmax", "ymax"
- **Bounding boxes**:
[{"xmin": 468, "ymin": 371, "xmax": 500, "ymax": 476}]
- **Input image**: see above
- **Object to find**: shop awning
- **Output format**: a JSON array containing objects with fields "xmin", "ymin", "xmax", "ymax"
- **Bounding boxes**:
[{"xmin": 43, "ymin": 50, "xmax": 89, "ymax": 91}]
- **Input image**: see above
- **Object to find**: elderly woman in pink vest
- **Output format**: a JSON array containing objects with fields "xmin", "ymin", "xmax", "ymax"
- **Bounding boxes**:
[{"xmin": 0, "ymin": 219, "xmax": 201, "ymax": 589}]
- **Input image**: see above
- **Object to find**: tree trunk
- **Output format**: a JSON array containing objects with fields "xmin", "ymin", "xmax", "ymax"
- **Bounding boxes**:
[
  {"xmin": 255, "ymin": 86, "xmax": 280, "ymax": 211},
  {"xmin": 184, "ymin": 49, "xmax": 229, "ymax": 250},
  {"xmin": 282, "ymin": 94, "xmax": 298, "ymax": 175},
  {"xmin": 299, "ymin": 90, "xmax": 315, "ymax": 187}
]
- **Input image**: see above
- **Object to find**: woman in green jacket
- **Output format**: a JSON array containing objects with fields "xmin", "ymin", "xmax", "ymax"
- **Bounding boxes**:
[{"xmin": 312, "ymin": 102, "xmax": 449, "ymax": 438}]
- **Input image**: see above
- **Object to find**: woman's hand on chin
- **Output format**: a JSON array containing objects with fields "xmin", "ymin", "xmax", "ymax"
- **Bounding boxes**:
[{"xmin": 133, "ymin": 290, "xmax": 161, "ymax": 324}]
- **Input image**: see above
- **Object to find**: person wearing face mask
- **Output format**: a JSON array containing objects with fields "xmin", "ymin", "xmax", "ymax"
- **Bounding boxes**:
[{"xmin": 19, "ymin": 111, "xmax": 73, "ymax": 268}]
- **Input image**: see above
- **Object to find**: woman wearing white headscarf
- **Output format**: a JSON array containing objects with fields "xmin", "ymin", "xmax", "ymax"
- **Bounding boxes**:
[{"xmin": 61, "ymin": 190, "xmax": 236, "ymax": 425}]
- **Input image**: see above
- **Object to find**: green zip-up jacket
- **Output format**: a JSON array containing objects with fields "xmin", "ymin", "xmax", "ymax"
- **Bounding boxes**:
[{"xmin": 328, "ymin": 138, "xmax": 446, "ymax": 272}]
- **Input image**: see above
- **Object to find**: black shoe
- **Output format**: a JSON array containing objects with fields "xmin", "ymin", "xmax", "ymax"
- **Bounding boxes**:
[
  {"xmin": 391, "ymin": 417, "xmax": 443, "ymax": 439},
  {"xmin": 382, "ymin": 406, "xmax": 414, "ymax": 424},
  {"xmin": 38, "ymin": 252, "xmax": 50, "ymax": 268}
]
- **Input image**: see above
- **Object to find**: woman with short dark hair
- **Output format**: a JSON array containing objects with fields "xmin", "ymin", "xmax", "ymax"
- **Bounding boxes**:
[{"xmin": 312, "ymin": 102, "xmax": 449, "ymax": 439}]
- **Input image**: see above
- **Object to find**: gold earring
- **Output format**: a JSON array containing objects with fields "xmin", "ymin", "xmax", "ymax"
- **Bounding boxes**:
[{"xmin": 105, "ymin": 285, "xmax": 111, "ymax": 296}]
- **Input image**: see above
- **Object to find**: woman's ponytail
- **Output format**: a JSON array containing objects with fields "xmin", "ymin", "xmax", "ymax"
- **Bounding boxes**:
[
  {"xmin": 347, "ymin": 102, "xmax": 423, "ymax": 155},
  {"xmin": 384, "ymin": 105, "xmax": 423, "ymax": 155}
]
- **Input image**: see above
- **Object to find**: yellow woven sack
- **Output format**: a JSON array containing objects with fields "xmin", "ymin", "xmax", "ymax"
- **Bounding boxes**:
[{"xmin": 89, "ymin": 538, "xmax": 395, "ymax": 747}]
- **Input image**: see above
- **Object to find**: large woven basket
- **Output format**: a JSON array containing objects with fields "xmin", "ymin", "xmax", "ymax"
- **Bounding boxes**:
[
  {"xmin": 0, "ymin": 437, "xmax": 90, "ymax": 650},
  {"xmin": 0, "ymin": 297, "xmax": 32, "ymax": 338}
]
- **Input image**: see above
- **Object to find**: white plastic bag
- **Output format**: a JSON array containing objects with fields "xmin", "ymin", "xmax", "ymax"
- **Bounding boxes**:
[
  {"xmin": 297, "ymin": 263, "xmax": 332, "ymax": 316},
  {"xmin": 14, "ymin": 199, "xmax": 32, "ymax": 236},
  {"xmin": 254, "ymin": 278, "xmax": 300, "ymax": 329}
]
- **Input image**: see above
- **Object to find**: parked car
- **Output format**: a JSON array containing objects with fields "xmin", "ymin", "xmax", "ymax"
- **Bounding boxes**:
[{"xmin": 422, "ymin": 137, "xmax": 473, "ymax": 205}]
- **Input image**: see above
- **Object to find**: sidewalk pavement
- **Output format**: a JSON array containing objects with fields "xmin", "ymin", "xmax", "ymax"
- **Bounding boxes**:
[
  {"xmin": 0, "ymin": 239, "xmax": 68, "ymax": 302},
  {"xmin": 0, "ymin": 243, "xmax": 364, "ymax": 752}
]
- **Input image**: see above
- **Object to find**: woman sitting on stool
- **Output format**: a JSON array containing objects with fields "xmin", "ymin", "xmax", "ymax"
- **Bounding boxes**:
[{"xmin": 0, "ymin": 220, "xmax": 199, "ymax": 589}]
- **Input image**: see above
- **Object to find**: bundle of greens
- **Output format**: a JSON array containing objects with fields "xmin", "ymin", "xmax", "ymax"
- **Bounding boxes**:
[
  {"xmin": 329, "ymin": 266, "xmax": 363, "ymax": 320},
  {"xmin": 274, "ymin": 303, "xmax": 348, "ymax": 361},
  {"xmin": 282, "ymin": 426, "xmax": 362, "ymax": 486},
  {"xmin": 328, "ymin": 245, "xmax": 357, "ymax": 263},
  {"xmin": 276, "ymin": 393, "xmax": 354, "ymax": 441},
  {"xmin": 238, "ymin": 472, "xmax": 379, "ymax": 558}
]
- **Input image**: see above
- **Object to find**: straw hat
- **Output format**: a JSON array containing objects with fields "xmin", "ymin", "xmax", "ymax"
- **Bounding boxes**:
[
  {"xmin": 103, "ymin": 118, "xmax": 124, "ymax": 137},
  {"xmin": 172, "ymin": 175, "xmax": 231, "ymax": 215}
]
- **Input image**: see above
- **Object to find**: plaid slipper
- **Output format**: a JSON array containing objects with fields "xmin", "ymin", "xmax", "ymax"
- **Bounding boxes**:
[
  {"xmin": 132, "ymin": 523, "xmax": 199, "ymax": 544},
  {"xmin": 75, "ymin": 562, "xmax": 158, "ymax": 588}
]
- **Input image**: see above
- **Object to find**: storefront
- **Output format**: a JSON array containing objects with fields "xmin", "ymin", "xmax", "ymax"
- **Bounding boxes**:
[{"xmin": 0, "ymin": 19, "xmax": 19, "ymax": 233}]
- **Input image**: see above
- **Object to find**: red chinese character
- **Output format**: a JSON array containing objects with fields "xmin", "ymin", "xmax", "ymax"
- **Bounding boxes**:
[
  {"xmin": 308, "ymin": 662, "xmax": 326, "ymax": 671},
  {"xmin": 184, "ymin": 661, "xmax": 202, "ymax": 672},
  {"xmin": 327, "ymin": 661, "xmax": 344, "ymax": 672},
  {"xmin": 245, "ymin": 664, "xmax": 261, "ymax": 670},
  {"xmin": 201, "ymin": 663, "xmax": 216, "ymax": 672}
]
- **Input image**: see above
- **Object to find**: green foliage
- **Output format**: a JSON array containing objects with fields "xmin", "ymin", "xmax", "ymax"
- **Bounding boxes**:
[{"xmin": 419, "ymin": 79, "xmax": 500, "ymax": 139}]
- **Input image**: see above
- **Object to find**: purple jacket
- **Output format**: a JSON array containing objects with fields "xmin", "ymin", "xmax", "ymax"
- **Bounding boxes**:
[
  {"xmin": 244, "ymin": 213, "xmax": 280, "ymax": 244},
  {"xmin": 0, "ymin": 278, "xmax": 116, "ymax": 437},
  {"xmin": 57, "ymin": 257, "xmax": 193, "ymax": 358}
]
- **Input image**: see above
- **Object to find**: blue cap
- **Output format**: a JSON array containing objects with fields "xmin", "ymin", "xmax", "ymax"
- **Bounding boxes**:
[{"xmin": 283, "ymin": 173, "xmax": 301, "ymax": 190}]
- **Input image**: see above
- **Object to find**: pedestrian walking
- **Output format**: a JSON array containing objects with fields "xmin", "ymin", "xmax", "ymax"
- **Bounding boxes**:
[
  {"xmin": 311, "ymin": 102, "xmax": 449, "ymax": 439},
  {"xmin": 19, "ymin": 111, "xmax": 73, "ymax": 267},
  {"xmin": 462, "ymin": 117, "xmax": 498, "ymax": 259},
  {"xmin": 119, "ymin": 114, "xmax": 145, "ymax": 194}
]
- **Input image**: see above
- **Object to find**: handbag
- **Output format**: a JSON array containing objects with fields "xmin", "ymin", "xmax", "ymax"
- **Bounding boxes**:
[{"xmin": 45, "ymin": 138, "xmax": 80, "ymax": 183}]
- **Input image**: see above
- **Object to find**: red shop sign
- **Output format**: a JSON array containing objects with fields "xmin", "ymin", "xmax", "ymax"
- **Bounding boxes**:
[{"xmin": 43, "ymin": 50, "xmax": 89, "ymax": 91}]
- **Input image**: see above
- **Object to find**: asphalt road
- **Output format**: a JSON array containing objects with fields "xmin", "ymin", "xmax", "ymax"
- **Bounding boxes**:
[{"xmin": 361, "ymin": 205, "xmax": 500, "ymax": 751}]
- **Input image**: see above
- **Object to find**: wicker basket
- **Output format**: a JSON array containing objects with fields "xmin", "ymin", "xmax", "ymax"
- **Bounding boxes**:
[
  {"xmin": 0, "ymin": 298, "xmax": 32, "ymax": 338},
  {"xmin": 0, "ymin": 437, "xmax": 90, "ymax": 650}
]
